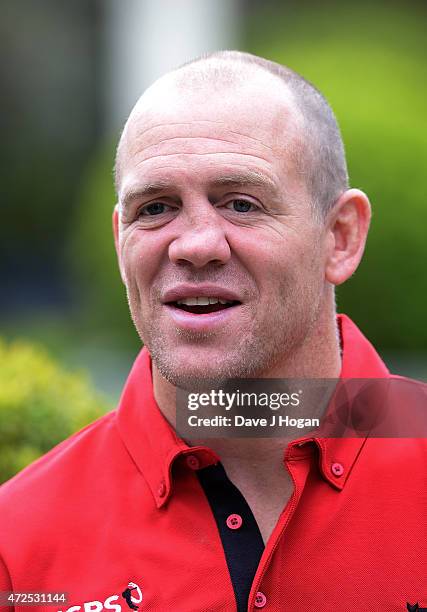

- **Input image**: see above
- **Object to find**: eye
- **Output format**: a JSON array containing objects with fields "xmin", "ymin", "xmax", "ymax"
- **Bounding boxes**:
[
  {"xmin": 225, "ymin": 199, "xmax": 257, "ymax": 213},
  {"xmin": 139, "ymin": 202, "xmax": 172, "ymax": 216}
]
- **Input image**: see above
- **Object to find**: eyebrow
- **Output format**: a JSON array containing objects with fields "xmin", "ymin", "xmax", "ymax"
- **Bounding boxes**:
[
  {"xmin": 209, "ymin": 171, "xmax": 279, "ymax": 192},
  {"xmin": 120, "ymin": 180, "xmax": 173, "ymax": 211},
  {"xmin": 120, "ymin": 170, "xmax": 280, "ymax": 211}
]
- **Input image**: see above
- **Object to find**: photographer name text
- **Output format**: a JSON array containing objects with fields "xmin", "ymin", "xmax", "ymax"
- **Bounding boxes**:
[{"xmin": 187, "ymin": 414, "xmax": 319, "ymax": 429}]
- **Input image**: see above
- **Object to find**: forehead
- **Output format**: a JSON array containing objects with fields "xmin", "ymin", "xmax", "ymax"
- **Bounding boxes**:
[{"xmin": 116, "ymin": 68, "xmax": 305, "ymax": 195}]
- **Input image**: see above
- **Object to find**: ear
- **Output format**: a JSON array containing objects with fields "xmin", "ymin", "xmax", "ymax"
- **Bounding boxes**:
[
  {"xmin": 112, "ymin": 204, "xmax": 127, "ymax": 285},
  {"xmin": 324, "ymin": 188, "xmax": 371, "ymax": 286}
]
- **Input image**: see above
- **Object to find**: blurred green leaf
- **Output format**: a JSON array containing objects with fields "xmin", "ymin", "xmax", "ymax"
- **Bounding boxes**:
[
  {"xmin": 0, "ymin": 338, "xmax": 110, "ymax": 483},
  {"xmin": 67, "ymin": 145, "xmax": 139, "ymax": 352}
]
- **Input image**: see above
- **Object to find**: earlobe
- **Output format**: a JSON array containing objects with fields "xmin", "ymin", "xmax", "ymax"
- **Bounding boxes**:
[
  {"xmin": 113, "ymin": 205, "xmax": 119, "ymax": 251},
  {"xmin": 325, "ymin": 189, "xmax": 371, "ymax": 286},
  {"xmin": 112, "ymin": 204, "xmax": 127, "ymax": 285}
]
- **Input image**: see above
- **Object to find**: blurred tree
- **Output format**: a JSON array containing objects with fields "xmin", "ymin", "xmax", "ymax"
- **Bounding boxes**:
[
  {"xmin": 0, "ymin": 0, "xmax": 99, "ymax": 313},
  {"xmin": 67, "ymin": 144, "xmax": 139, "ymax": 351},
  {"xmin": 0, "ymin": 338, "xmax": 110, "ymax": 484}
]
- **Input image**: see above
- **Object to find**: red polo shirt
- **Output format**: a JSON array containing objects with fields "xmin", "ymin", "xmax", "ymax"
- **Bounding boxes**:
[{"xmin": 0, "ymin": 315, "xmax": 426, "ymax": 611}]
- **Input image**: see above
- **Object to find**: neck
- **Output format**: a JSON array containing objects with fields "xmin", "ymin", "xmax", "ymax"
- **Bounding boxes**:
[{"xmin": 153, "ymin": 307, "xmax": 341, "ymax": 463}]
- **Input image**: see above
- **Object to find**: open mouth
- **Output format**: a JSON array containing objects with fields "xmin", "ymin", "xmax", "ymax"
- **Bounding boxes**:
[{"xmin": 168, "ymin": 297, "xmax": 241, "ymax": 315}]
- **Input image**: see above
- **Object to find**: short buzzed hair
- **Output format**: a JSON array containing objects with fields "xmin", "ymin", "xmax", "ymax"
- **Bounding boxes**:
[
  {"xmin": 179, "ymin": 51, "xmax": 349, "ymax": 217},
  {"xmin": 115, "ymin": 51, "xmax": 349, "ymax": 218}
]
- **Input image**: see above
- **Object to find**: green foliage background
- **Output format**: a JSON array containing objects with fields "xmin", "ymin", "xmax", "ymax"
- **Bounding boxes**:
[
  {"xmin": 0, "ymin": 339, "xmax": 109, "ymax": 484},
  {"xmin": 68, "ymin": 147, "xmax": 138, "ymax": 352}
]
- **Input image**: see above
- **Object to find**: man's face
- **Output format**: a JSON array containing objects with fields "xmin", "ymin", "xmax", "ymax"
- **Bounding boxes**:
[{"xmin": 114, "ymin": 72, "xmax": 330, "ymax": 386}]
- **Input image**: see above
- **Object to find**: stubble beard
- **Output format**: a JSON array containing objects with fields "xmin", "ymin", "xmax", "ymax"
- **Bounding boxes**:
[{"xmin": 128, "ymin": 278, "xmax": 323, "ymax": 392}]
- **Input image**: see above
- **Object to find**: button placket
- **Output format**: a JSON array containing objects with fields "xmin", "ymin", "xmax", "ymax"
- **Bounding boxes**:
[
  {"xmin": 254, "ymin": 591, "xmax": 267, "ymax": 608},
  {"xmin": 226, "ymin": 513, "xmax": 243, "ymax": 530},
  {"xmin": 331, "ymin": 462, "xmax": 344, "ymax": 477},
  {"xmin": 186, "ymin": 455, "xmax": 200, "ymax": 470},
  {"xmin": 157, "ymin": 481, "xmax": 166, "ymax": 498}
]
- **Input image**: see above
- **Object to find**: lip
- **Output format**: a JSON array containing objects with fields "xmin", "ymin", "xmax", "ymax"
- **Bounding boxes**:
[
  {"xmin": 162, "ymin": 284, "xmax": 242, "ymax": 304},
  {"xmin": 164, "ymin": 302, "xmax": 242, "ymax": 332}
]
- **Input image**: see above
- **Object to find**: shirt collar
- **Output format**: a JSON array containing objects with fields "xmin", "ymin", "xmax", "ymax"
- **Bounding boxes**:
[
  {"xmin": 289, "ymin": 313, "xmax": 390, "ymax": 491},
  {"xmin": 117, "ymin": 314, "xmax": 390, "ymax": 506},
  {"xmin": 117, "ymin": 349, "xmax": 220, "ymax": 508}
]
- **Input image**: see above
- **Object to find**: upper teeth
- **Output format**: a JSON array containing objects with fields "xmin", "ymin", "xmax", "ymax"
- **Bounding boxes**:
[{"xmin": 176, "ymin": 297, "xmax": 233, "ymax": 306}]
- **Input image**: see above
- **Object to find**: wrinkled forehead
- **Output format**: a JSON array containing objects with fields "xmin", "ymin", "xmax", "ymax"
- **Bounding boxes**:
[{"xmin": 115, "ymin": 64, "xmax": 305, "ymax": 189}]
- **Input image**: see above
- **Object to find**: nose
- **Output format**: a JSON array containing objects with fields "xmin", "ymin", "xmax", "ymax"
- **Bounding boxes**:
[{"xmin": 168, "ymin": 208, "xmax": 231, "ymax": 268}]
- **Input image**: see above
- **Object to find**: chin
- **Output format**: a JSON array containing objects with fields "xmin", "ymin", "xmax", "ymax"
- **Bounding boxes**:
[
  {"xmin": 143, "ymin": 324, "xmax": 280, "ymax": 387},
  {"xmin": 152, "ymin": 348, "xmax": 268, "ymax": 392},
  {"xmin": 155, "ymin": 361, "xmax": 230, "ymax": 392}
]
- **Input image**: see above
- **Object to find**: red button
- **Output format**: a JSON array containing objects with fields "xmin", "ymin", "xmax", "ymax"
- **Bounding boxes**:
[
  {"xmin": 254, "ymin": 591, "xmax": 267, "ymax": 608},
  {"xmin": 226, "ymin": 514, "xmax": 243, "ymax": 530},
  {"xmin": 331, "ymin": 462, "xmax": 344, "ymax": 476},
  {"xmin": 157, "ymin": 481, "xmax": 166, "ymax": 497},
  {"xmin": 186, "ymin": 455, "xmax": 200, "ymax": 470}
]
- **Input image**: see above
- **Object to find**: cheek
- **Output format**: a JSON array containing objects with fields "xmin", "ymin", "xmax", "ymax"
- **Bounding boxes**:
[
  {"xmin": 121, "ymin": 229, "xmax": 166, "ymax": 289},
  {"xmin": 230, "ymin": 230, "xmax": 283, "ymax": 275},
  {"xmin": 246, "ymin": 237, "xmax": 323, "ymax": 300}
]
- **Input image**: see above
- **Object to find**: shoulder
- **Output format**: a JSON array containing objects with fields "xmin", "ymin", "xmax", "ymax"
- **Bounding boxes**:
[
  {"xmin": 386, "ymin": 374, "xmax": 427, "ymax": 408},
  {"xmin": 363, "ymin": 375, "xmax": 427, "ymax": 459},
  {"xmin": 0, "ymin": 405, "xmax": 154, "ymax": 587},
  {"xmin": 354, "ymin": 374, "xmax": 427, "ymax": 411},
  {"xmin": 0, "ymin": 409, "xmax": 122, "ymax": 527},
  {"xmin": 388, "ymin": 373, "xmax": 427, "ymax": 389}
]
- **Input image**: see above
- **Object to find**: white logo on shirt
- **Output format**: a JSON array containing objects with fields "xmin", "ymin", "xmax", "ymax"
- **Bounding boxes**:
[{"xmin": 57, "ymin": 582, "xmax": 143, "ymax": 612}]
